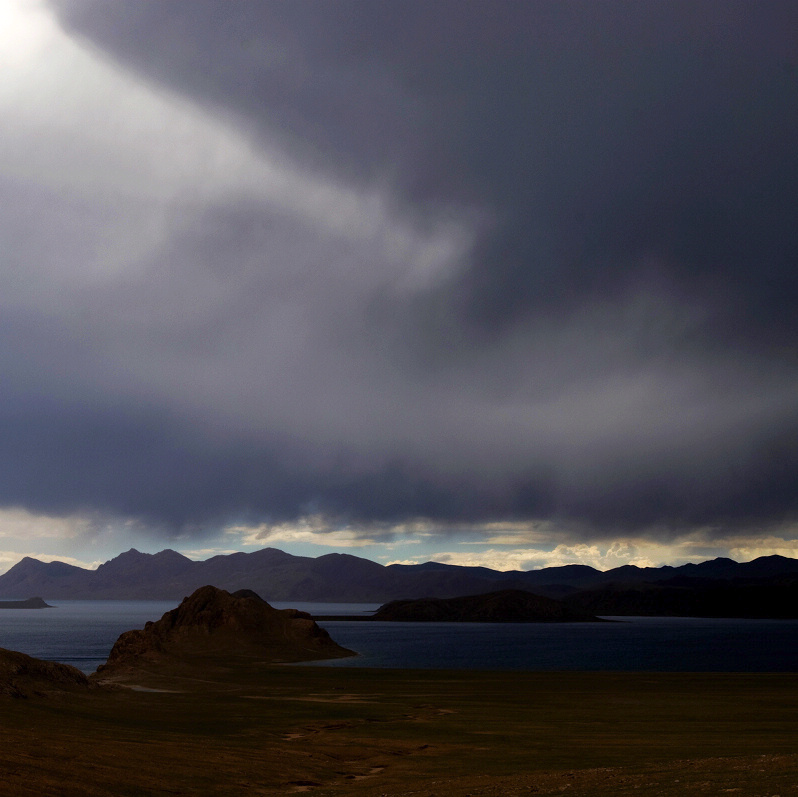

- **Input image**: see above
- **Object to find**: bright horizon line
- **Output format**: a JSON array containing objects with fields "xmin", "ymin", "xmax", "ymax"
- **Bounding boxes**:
[{"xmin": 3, "ymin": 545, "xmax": 794, "ymax": 578}]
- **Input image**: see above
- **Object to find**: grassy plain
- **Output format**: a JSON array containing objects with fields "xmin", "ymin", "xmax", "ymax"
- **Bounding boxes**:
[{"xmin": 1, "ymin": 659, "xmax": 796, "ymax": 796}]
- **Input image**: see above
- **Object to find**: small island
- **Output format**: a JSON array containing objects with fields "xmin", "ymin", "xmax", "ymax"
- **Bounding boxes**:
[{"xmin": 0, "ymin": 597, "xmax": 53, "ymax": 609}]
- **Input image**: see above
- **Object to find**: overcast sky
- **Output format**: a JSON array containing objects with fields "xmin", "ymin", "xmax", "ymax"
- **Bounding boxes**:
[{"xmin": 1, "ymin": 0, "xmax": 796, "ymax": 574}]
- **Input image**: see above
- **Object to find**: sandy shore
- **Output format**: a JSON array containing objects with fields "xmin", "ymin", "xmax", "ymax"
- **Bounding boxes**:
[{"xmin": 1, "ymin": 663, "xmax": 796, "ymax": 796}]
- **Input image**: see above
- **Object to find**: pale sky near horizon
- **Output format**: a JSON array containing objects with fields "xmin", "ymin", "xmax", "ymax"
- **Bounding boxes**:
[{"xmin": 1, "ymin": 0, "xmax": 796, "ymax": 575}]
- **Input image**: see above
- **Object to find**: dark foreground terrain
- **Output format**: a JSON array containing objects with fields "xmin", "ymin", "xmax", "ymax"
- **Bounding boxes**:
[{"xmin": 1, "ymin": 656, "xmax": 796, "ymax": 796}]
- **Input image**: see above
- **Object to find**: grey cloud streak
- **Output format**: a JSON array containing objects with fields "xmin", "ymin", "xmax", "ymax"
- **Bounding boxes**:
[{"xmin": 3, "ymin": 0, "xmax": 796, "ymax": 541}]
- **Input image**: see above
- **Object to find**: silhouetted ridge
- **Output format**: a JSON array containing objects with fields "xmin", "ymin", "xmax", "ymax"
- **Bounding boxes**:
[
  {"xmin": 373, "ymin": 589, "xmax": 601, "ymax": 622},
  {"xmin": 1, "ymin": 648, "xmax": 89, "ymax": 698},
  {"xmin": 2, "ymin": 549, "xmax": 797, "ymax": 614}
]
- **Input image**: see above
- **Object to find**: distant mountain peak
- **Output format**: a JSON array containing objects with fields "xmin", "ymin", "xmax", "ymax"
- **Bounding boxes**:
[
  {"xmin": 2, "ymin": 557, "xmax": 47, "ymax": 577},
  {"xmin": 16, "ymin": 556, "xmax": 46, "ymax": 567},
  {"xmin": 4, "ymin": 557, "xmax": 83, "ymax": 577},
  {"xmin": 153, "ymin": 549, "xmax": 191, "ymax": 560}
]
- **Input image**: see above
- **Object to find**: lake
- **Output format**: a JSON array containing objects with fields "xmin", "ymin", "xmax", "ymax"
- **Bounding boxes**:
[{"xmin": 1, "ymin": 600, "xmax": 796, "ymax": 674}]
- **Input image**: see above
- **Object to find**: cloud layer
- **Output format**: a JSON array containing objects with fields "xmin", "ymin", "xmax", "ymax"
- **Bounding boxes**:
[{"xmin": 1, "ymin": 0, "xmax": 796, "ymax": 548}]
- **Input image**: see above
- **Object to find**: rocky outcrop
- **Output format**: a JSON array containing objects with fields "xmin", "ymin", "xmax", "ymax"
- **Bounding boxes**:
[
  {"xmin": 0, "ymin": 597, "xmax": 53, "ymax": 609},
  {"xmin": 97, "ymin": 585, "xmax": 355, "ymax": 675},
  {"xmin": 0, "ymin": 648, "xmax": 89, "ymax": 698},
  {"xmin": 372, "ymin": 589, "xmax": 602, "ymax": 622}
]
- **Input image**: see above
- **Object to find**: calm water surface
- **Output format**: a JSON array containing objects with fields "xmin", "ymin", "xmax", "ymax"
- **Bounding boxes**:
[
  {"xmin": 1, "ymin": 600, "xmax": 796, "ymax": 674},
  {"xmin": 313, "ymin": 615, "xmax": 798, "ymax": 672}
]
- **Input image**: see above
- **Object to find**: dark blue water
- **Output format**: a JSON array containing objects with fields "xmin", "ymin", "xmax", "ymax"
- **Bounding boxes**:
[
  {"xmin": 312, "ymin": 616, "xmax": 798, "ymax": 672},
  {"xmin": 1, "ymin": 601, "xmax": 796, "ymax": 674}
]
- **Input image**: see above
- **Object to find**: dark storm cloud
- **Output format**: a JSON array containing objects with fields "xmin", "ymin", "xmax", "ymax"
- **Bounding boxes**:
[
  {"xmin": 6, "ymin": 0, "xmax": 797, "ymax": 537},
  {"xmin": 52, "ymin": 0, "xmax": 798, "ymax": 342}
]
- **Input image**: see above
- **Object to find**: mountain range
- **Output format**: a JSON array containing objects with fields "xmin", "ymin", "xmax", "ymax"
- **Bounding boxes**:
[{"xmin": 1, "ymin": 548, "xmax": 797, "ymax": 617}]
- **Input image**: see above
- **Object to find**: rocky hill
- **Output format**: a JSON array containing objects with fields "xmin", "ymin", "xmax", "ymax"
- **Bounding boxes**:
[
  {"xmin": 96, "ymin": 585, "xmax": 355, "ymax": 676},
  {"xmin": 0, "ymin": 648, "xmax": 89, "ymax": 698}
]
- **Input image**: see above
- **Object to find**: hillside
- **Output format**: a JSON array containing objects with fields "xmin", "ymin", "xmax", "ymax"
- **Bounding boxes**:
[
  {"xmin": 564, "ymin": 575, "xmax": 798, "ymax": 618},
  {"xmin": 0, "ymin": 648, "xmax": 90, "ymax": 699}
]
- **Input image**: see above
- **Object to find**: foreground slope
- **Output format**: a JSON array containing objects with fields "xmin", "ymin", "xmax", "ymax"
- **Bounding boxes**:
[
  {"xmin": 2, "ymin": 664, "xmax": 796, "ymax": 796},
  {"xmin": 0, "ymin": 648, "xmax": 89, "ymax": 699}
]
